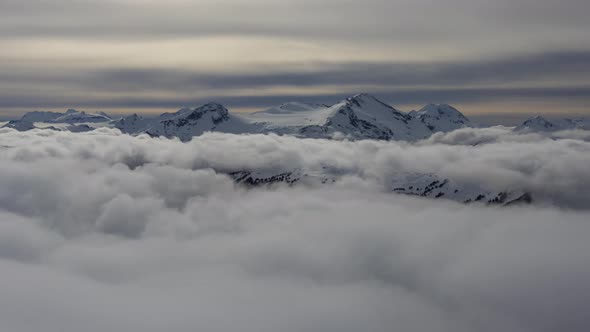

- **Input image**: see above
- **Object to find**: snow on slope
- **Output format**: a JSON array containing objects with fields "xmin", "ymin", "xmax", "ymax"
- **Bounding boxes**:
[
  {"xmin": 20, "ymin": 111, "xmax": 64, "ymax": 123},
  {"xmin": 305, "ymin": 93, "xmax": 431, "ymax": 140},
  {"xmin": 515, "ymin": 115, "xmax": 590, "ymax": 132},
  {"xmin": 410, "ymin": 103, "xmax": 472, "ymax": 133},
  {"xmin": 245, "ymin": 93, "xmax": 437, "ymax": 140},
  {"xmin": 1, "ymin": 119, "xmax": 36, "ymax": 131},
  {"xmin": 21, "ymin": 109, "xmax": 112, "ymax": 124},
  {"xmin": 4, "ymin": 109, "xmax": 114, "ymax": 131},
  {"xmin": 6, "ymin": 94, "xmax": 477, "ymax": 140},
  {"xmin": 52, "ymin": 109, "xmax": 112, "ymax": 123},
  {"xmin": 116, "ymin": 103, "xmax": 258, "ymax": 141}
]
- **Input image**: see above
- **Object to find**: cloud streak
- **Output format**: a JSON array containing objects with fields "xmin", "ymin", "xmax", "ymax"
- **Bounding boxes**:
[
  {"xmin": 1, "ymin": 0, "xmax": 589, "ymax": 115},
  {"xmin": 1, "ymin": 51, "xmax": 590, "ymax": 112}
]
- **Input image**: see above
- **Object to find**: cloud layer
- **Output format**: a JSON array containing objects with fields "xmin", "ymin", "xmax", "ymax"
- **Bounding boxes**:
[
  {"xmin": 0, "ymin": 128, "xmax": 590, "ymax": 331},
  {"xmin": 1, "ymin": 0, "xmax": 589, "ymax": 115}
]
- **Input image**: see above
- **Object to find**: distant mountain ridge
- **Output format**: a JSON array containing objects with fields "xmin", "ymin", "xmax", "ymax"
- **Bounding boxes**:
[
  {"xmin": 2, "ymin": 109, "xmax": 113, "ymax": 132},
  {"xmin": 114, "ymin": 93, "xmax": 473, "ymax": 141},
  {"xmin": 3, "ymin": 94, "xmax": 588, "ymax": 140},
  {"xmin": 515, "ymin": 115, "xmax": 590, "ymax": 132}
]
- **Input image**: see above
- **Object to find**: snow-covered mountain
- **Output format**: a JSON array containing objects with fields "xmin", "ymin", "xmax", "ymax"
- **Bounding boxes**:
[
  {"xmin": 515, "ymin": 115, "xmax": 590, "ymax": 132},
  {"xmin": 115, "ymin": 103, "xmax": 258, "ymax": 141},
  {"xmin": 1, "ymin": 119, "xmax": 36, "ymax": 131},
  {"xmin": 296, "ymin": 93, "xmax": 430, "ymax": 140},
  {"xmin": 2, "ymin": 109, "xmax": 113, "ymax": 131},
  {"xmin": 52, "ymin": 109, "xmax": 112, "ymax": 123},
  {"xmin": 20, "ymin": 111, "xmax": 64, "ymax": 123},
  {"xmin": 5, "ymin": 94, "xmax": 475, "ymax": 140},
  {"xmin": 410, "ymin": 103, "xmax": 472, "ymax": 133},
  {"xmin": 21, "ymin": 109, "xmax": 112, "ymax": 124},
  {"xmin": 245, "ymin": 94, "xmax": 468, "ymax": 140}
]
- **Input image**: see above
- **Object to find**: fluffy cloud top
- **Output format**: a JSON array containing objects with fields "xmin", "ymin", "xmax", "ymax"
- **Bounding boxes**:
[{"xmin": 0, "ymin": 128, "xmax": 589, "ymax": 331}]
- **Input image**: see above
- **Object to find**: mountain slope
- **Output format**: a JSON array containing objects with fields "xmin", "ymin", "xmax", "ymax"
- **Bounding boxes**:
[
  {"xmin": 410, "ymin": 104, "xmax": 472, "ymax": 133},
  {"xmin": 301, "ymin": 93, "xmax": 429, "ymax": 140},
  {"xmin": 245, "ymin": 94, "xmax": 473, "ymax": 140},
  {"xmin": 1, "ymin": 119, "xmax": 36, "ymax": 131},
  {"xmin": 21, "ymin": 109, "xmax": 112, "ymax": 124},
  {"xmin": 515, "ymin": 116, "xmax": 590, "ymax": 132},
  {"xmin": 116, "ymin": 103, "xmax": 258, "ymax": 141},
  {"xmin": 6, "ymin": 94, "xmax": 475, "ymax": 141}
]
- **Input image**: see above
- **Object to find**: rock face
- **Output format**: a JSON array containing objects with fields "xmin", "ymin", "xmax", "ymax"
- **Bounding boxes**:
[{"xmin": 515, "ymin": 115, "xmax": 590, "ymax": 132}]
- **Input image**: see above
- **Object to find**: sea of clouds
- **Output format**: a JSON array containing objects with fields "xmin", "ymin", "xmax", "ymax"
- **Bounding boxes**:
[{"xmin": 1, "ymin": 126, "xmax": 589, "ymax": 332}]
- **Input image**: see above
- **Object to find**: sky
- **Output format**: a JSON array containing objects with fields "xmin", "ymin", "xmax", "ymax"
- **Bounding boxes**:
[{"xmin": 1, "ymin": 0, "xmax": 590, "ymax": 119}]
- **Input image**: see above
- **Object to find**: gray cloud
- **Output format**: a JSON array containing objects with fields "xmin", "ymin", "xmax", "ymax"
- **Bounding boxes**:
[
  {"xmin": 1, "ymin": 0, "xmax": 589, "ymax": 116},
  {"xmin": 1, "ymin": 128, "xmax": 590, "ymax": 331},
  {"xmin": 1, "ymin": 51, "xmax": 590, "ymax": 111},
  {"xmin": 1, "ymin": 86, "xmax": 589, "ymax": 112},
  {"xmin": 82, "ymin": 51, "xmax": 590, "ymax": 89},
  {"xmin": 0, "ymin": 0, "xmax": 589, "ymax": 44}
]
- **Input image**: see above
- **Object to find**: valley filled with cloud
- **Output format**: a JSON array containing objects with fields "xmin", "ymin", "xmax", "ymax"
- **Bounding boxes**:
[{"xmin": 1, "ymin": 127, "xmax": 589, "ymax": 331}]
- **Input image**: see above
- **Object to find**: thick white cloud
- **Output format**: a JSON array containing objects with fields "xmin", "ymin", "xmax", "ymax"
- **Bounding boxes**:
[{"xmin": 0, "ymin": 128, "xmax": 590, "ymax": 331}]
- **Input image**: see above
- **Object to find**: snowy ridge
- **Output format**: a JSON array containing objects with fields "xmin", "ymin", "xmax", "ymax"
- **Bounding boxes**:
[
  {"xmin": 296, "ymin": 93, "xmax": 427, "ymax": 140},
  {"xmin": 2, "ymin": 109, "xmax": 113, "ymax": 131},
  {"xmin": 411, "ymin": 104, "xmax": 472, "ymax": 133},
  {"xmin": 244, "ymin": 93, "xmax": 458, "ymax": 140},
  {"xmin": 2, "ymin": 119, "xmax": 36, "ymax": 131},
  {"xmin": 22, "ymin": 109, "xmax": 112, "ymax": 124},
  {"xmin": 515, "ymin": 115, "xmax": 590, "ymax": 132},
  {"xmin": 116, "ymin": 103, "xmax": 258, "ymax": 142},
  {"xmin": 227, "ymin": 168, "xmax": 531, "ymax": 206},
  {"xmin": 3, "ymin": 94, "xmax": 476, "ymax": 139},
  {"xmin": 16, "ymin": 93, "xmax": 590, "ymax": 141}
]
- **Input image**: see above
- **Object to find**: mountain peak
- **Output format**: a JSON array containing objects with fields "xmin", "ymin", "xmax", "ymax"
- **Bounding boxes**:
[
  {"xmin": 346, "ymin": 93, "xmax": 380, "ymax": 104},
  {"xmin": 413, "ymin": 104, "xmax": 471, "ymax": 132},
  {"xmin": 187, "ymin": 102, "xmax": 229, "ymax": 119},
  {"xmin": 516, "ymin": 115, "xmax": 560, "ymax": 131},
  {"xmin": 417, "ymin": 104, "xmax": 469, "ymax": 120},
  {"xmin": 2, "ymin": 119, "xmax": 36, "ymax": 131},
  {"xmin": 530, "ymin": 115, "xmax": 549, "ymax": 122},
  {"xmin": 521, "ymin": 116, "xmax": 552, "ymax": 126},
  {"xmin": 342, "ymin": 93, "xmax": 403, "ymax": 113},
  {"xmin": 199, "ymin": 102, "xmax": 228, "ymax": 112},
  {"xmin": 418, "ymin": 104, "xmax": 461, "ymax": 115}
]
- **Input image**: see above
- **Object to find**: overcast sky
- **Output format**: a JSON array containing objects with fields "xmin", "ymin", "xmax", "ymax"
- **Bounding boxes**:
[{"xmin": 1, "ymin": 0, "xmax": 589, "ymax": 117}]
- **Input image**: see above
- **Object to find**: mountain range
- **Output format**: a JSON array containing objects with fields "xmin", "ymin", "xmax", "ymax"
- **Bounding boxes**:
[
  {"xmin": 6, "ymin": 93, "xmax": 587, "ymax": 139},
  {"xmin": 2, "ymin": 93, "xmax": 586, "ymax": 207},
  {"xmin": 113, "ymin": 94, "xmax": 472, "ymax": 141}
]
